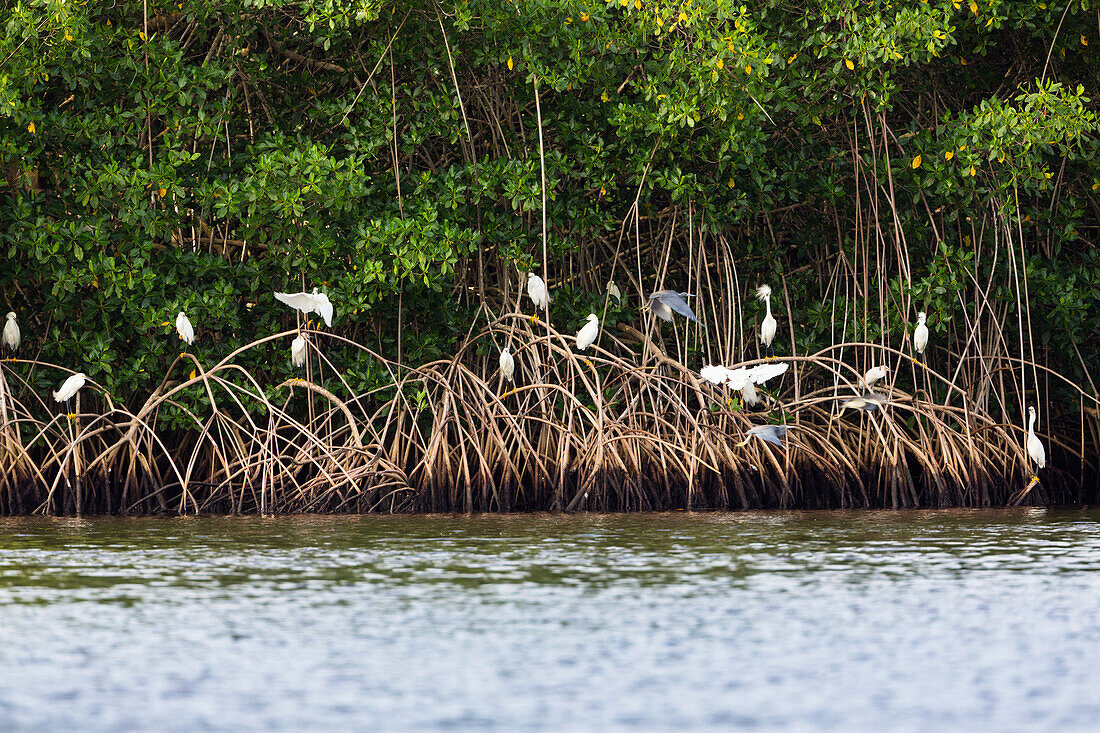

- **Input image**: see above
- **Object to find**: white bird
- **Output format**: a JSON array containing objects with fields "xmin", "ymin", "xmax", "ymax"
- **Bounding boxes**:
[
  {"xmin": 499, "ymin": 346, "xmax": 515, "ymax": 382},
  {"xmin": 700, "ymin": 364, "xmax": 729, "ymax": 385},
  {"xmin": 736, "ymin": 424, "xmax": 789, "ymax": 449},
  {"xmin": 576, "ymin": 313, "xmax": 600, "ymax": 351},
  {"xmin": 527, "ymin": 273, "xmax": 550, "ymax": 311},
  {"xmin": 757, "ymin": 285, "xmax": 777, "ymax": 353},
  {"xmin": 748, "ymin": 361, "xmax": 789, "ymax": 385},
  {"xmin": 837, "ymin": 392, "xmax": 888, "ymax": 415},
  {"xmin": 175, "ymin": 311, "xmax": 195, "ymax": 345},
  {"xmin": 275, "ymin": 288, "xmax": 334, "ymax": 327},
  {"xmin": 2, "ymin": 312, "xmax": 19, "ymax": 353},
  {"xmin": 1026, "ymin": 405, "xmax": 1046, "ymax": 472},
  {"xmin": 53, "ymin": 372, "xmax": 86, "ymax": 403},
  {"xmin": 607, "ymin": 281, "xmax": 622, "ymax": 304},
  {"xmin": 914, "ymin": 312, "xmax": 929, "ymax": 356},
  {"xmin": 863, "ymin": 364, "xmax": 890, "ymax": 388},
  {"xmin": 291, "ymin": 334, "xmax": 307, "ymax": 368}
]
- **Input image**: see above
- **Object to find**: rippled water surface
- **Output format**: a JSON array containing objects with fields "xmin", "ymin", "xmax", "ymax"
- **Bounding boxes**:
[{"xmin": 1, "ymin": 509, "xmax": 1099, "ymax": 731}]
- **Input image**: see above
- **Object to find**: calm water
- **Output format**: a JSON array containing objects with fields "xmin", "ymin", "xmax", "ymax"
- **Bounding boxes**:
[{"xmin": 1, "ymin": 510, "xmax": 1099, "ymax": 731}]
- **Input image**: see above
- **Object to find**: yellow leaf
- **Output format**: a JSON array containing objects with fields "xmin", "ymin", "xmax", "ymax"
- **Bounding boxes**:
[
  {"xmin": 189, "ymin": 370, "xmax": 197, "ymax": 380},
  {"xmin": 601, "ymin": 89, "xmax": 609, "ymax": 102},
  {"xmin": 912, "ymin": 155, "xmax": 922, "ymax": 169},
  {"xmin": 728, "ymin": 177, "xmax": 736, "ymax": 188},
  {"xmin": 679, "ymin": 11, "xmax": 688, "ymax": 22},
  {"xmin": 635, "ymin": 0, "xmax": 641, "ymax": 9},
  {"xmin": 507, "ymin": 54, "xmax": 513, "ymax": 70},
  {"xmin": 787, "ymin": 53, "xmax": 798, "ymax": 63},
  {"xmin": 969, "ymin": 1, "xmax": 977, "ymax": 13},
  {"xmin": 157, "ymin": 187, "xmax": 167, "ymax": 198},
  {"xmin": 139, "ymin": 31, "xmax": 147, "ymax": 42},
  {"xmin": 737, "ymin": 112, "xmax": 744, "ymax": 120},
  {"xmin": 986, "ymin": 17, "xmax": 993, "ymax": 27},
  {"xmin": 581, "ymin": 13, "xmax": 589, "ymax": 21},
  {"xmin": 716, "ymin": 58, "xmax": 724, "ymax": 69},
  {"xmin": 811, "ymin": 114, "xmax": 822, "ymax": 126},
  {"xmin": 27, "ymin": 122, "xmax": 35, "ymax": 134},
  {"xmin": 960, "ymin": 144, "xmax": 967, "ymax": 151},
  {"xmin": 960, "ymin": 57, "xmax": 968, "ymax": 65},
  {"xmin": 1081, "ymin": 35, "xmax": 1088, "ymax": 46},
  {"xmin": 969, "ymin": 165, "xmax": 976, "ymax": 176},
  {"xmin": 997, "ymin": 153, "xmax": 1004, "ymax": 163},
  {"xmin": 744, "ymin": 64, "xmax": 752, "ymax": 74},
  {"xmin": 1044, "ymin": 171, "xmax": 1052, "ymax": 179},
  {"xmin": 945, "ymin": 150, "xmax": 954, "ymax": 160},
  {"xmin": 1093, "ymin": 183, "xmax": 1099, "ymax": 191},
  {"xmin": 64, "ymin": 30, "xmax": 73, "ymax": 41},
  {"xmin": 952, "ymin": 0, "xmax": 960, "ymax": 8},
  {"xmin": 599, "ymin": 186, "xmax": 606, "ymax": 196},
  {"xmin": 845, "ymin": 58, "xmax": 854, "ymax": 70}
]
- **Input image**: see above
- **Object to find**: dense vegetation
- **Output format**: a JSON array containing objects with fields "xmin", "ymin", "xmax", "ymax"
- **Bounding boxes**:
[{"xmin": 1, "ymin": 0, "xmax": 1098, "ymax": 510}]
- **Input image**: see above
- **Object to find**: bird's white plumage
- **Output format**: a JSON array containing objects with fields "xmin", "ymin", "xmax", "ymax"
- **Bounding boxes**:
[
  {"xmin": 275, "ymin": 288, "xmax": 334, "ymax": 327},
  {"xmin": 607, "ymin": 281, "xmax": 622, "ymax": 303},
  {"xmin": 700, "ymin": 365, "xmax": 729, "ymax": 385},
  {"xmin": 576, "ymin": 313, "xmax": 599, "ymax": 351},
  {"xmin": 650, "ymin": 298, "xmax": 673, "ymax": 322},
  {"xmin": 499, "ymin": 346, "xmax": 515, "ymax": 382},
  {"xmin": 914, "ymin": 312, "xmax": 928, "ymax": 355},
  {"xmin": 749, "ymin": 361, "xmax": 789, "ymax": 384},
  {"xmin": 527, "ymin": 273, "xmax": 549, "ymax": 310},
  {"xmin": 175, "ymin": 311, "xmax": 195, "ymax": 345},
  {"xmin": 291, "ymin": 334, "xmax": 307, "ymax": 367},
  {"xmin": 1026, "ymin": 406, "xmax": 1046, "ymax": 470},
  {"xmin": 723, "ymin": 367, "xmax": 751, "ymax": 390},
  {"xmin": 53, "ymin": 373, "xmax": 86, "ymax": 403},
  {"xmin": 863, "ymin": 364, "xmax": 890, "ymax": 387},
  {"xmin": 757, "ymin": 284, "xmax": 776, "ymax": 347},
  {"xmin": 741, "ymin": 380, "xmax": 761, "ymax": 407},
  {"xmin": 2, "ymin": 312, "xmax": 19, "ymax": 352}
]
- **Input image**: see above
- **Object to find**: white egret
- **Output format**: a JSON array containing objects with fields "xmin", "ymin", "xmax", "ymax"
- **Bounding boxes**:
[
  {"xmin": 576, "ymin": 313, "xmax": 600, "ymax": 351},
  {"xmin": 275, "ymin": 288, "xmax": 334, "ymax": 327},
  {"xmin": 291, "ymin": 334, "xmax": 307, "ymax": 368},
  {"xmin": 608, "ymin": 281, "xmax": 622, "ymax": 304},
  {"xmin": 2, "ymin": 312, "xmax": 19, "ymax": 354},
  {"xmin": 53, "ymin": 372, "xmax": 86, "ymax": 403},
  {"xmin": 757, "ymin": 285, "xmax": 777, "ymax": 357},
  {"xmin": 914, "ymin": 312, "xmax": 929, "ymax": 357},
  {"xmin": 175, "ymin": 311, "xmax": 195, "ymax": 346},
  {"xmin": 648, "ymin": 290, "xmax": 699, "ymax": 323},
  {"xmin": 1026, "ymin": 405, "xmax": 1046, "ymax": 473},
  {"xmin": 736, "ymin": 424, "xmax": 789, "ymax": 449},
  {"xmin": 499, "ymin": 346, "xmax": 515, "ymax": 382},
  {"xmin": 863, "ymin": 364, "xmax": 890, "ymax": 389},
  {"xmin": 527, "ymin": 272, "xmax": 550, "ymax": 312}
]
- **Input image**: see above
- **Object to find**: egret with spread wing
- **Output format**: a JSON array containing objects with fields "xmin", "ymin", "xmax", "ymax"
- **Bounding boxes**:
[
  {"xmin": 275, "ymin": 288, "xmax": 334, "ymax": 327},
  {"xmin": 648, "ymin": 290, "xmax": 698, "ymax": 323}
]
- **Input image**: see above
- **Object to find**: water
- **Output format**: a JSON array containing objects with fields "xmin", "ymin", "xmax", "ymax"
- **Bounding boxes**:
[{"xmin": 1, "ymin": 509, "xmax": 1099, "ymax": 732}]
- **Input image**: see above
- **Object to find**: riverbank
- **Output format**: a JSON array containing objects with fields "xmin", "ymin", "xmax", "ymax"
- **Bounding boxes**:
[{"xmin": 1, "ymin": 319, "xmax": 1095, "ymax": 515}]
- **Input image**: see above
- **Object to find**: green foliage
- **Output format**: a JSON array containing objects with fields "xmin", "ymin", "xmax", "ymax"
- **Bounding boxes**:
[{"xmin": 0, "ymin": 0, "xmax": 1097, "ymax": 411}]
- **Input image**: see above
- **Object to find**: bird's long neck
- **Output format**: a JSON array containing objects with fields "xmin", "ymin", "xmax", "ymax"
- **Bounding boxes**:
[
  {"xmin": 1028, "ymin": 411, "xmax": 1036, "ymax": 432},
  {"xmin": 765, "ymin": 295, "xmax": 772, "ymax": 318}
]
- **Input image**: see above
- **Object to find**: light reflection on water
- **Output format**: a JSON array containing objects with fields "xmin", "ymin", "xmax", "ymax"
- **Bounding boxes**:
[{"xmin": 1, "ymin": 509, "xmax": 1099, "ymax": 731}]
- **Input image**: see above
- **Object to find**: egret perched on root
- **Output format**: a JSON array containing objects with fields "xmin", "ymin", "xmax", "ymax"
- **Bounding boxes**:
[
  {"xmin": 53, "ymin": 372, "xmax": 86, "ymax": 417},
  {"xmin": 913, "ymin": 312, "xmax": 928, "ymax": 362},
  {"xmin": 499, "ymin": 346, "xmax": 515, "ymax": 383},
  {"xmin": 757, "ymin": 285, "xmax": 777, "ymax": 359},
  {"xmin": 647, "ymin": 290, "xmax": 699, "ymax": 323},
  {"xmin": 291, "ymin": 333, "xmax": 308, "ymax": 368},
  {"xmin": 1026, "ymin": 405, "xmax": 1046, "ymax": 479},
  {"xmin": 2, "ymin": 312, "xmax": 19, "ymax": 357},
  {"xmin": 275, "ymin": 288, "xmax": 334, "ymax": 327},
  {"xmin": 736, "ymin": 424, "xmax": 789, "ymax": 449},
  {"xmin": 175, "ymin": 311, "xmax": 195, "ymax": 346},
  {"xmin": 863, "ymin": 364, "xmax": 890, "ymax": 389},
  {"xmin": 526, "ymin": 273, "xmax": 549, "ymax": 320},
  {"xmin": 576, "ymin": 313, "xmax": 600, "ymax": 359}
]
